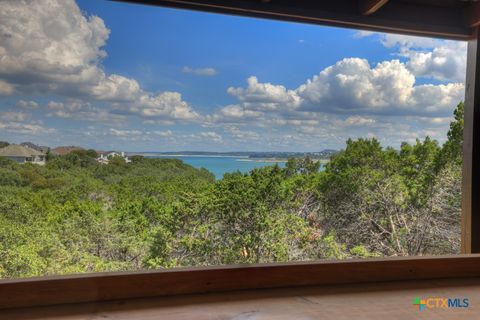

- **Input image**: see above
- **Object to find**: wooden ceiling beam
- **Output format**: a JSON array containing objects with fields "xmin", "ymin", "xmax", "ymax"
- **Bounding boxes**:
[
  {"xmin": 113, "ymin": 0, "xmax": 473, "ymax": 40},
  {"xmin": 466, "ymin": 1, "xmax": 480, "ymax": 27},
  {"xmin": 359, "ymin": 0, "xmax": 389, "ymax": 16}
]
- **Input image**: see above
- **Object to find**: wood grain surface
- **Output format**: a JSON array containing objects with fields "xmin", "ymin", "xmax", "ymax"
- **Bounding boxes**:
[
  {"xmin": 2, "ymin": 255, "xmax": 480, "ymax": 310},
  {"xmin": 2, "ymin": 277, "xmax": 480, "ymax": 319}
]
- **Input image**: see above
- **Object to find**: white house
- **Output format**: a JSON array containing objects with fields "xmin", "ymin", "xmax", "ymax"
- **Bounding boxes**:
[
  {"xmin": 96, "ymin": 151, "xmax": 131, "ymax": 164},
  {"xmin": 0, "ymin": 144, "xmax": 46, "ymax": 165}
]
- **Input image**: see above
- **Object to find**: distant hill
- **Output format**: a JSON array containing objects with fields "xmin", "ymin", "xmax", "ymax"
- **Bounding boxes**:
[
  {"xmin": 51, "ymin": 146, "xmax": 84, "ymax": 156},
  {"xmin": 20, "ymin": 142, "xmax": 50, "ymax": 154}
]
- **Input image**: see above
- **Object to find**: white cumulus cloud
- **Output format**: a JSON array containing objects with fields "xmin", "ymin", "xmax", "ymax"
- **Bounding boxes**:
[
  {"xmin": 354, "ymin": 32, "xmax": 466, "ymax": 82},
  {"xmin": 0, "ymin": 0, "xmax": 199, "ymax": 123},
  {"xmin": 16, "ymin": 100, "xmax": 39, "ymax": 109},
  {"xmin": 211, "ymin": 58, "xmax": 463, "ymax": 124},
  {"xmin": 298, "ymin": 58, "xmax": 463, "ymax": 116},
  {"xmin": 182, "ymin": 66, "xmax": 217, "ymax": 76},
  {"xmin": 0, "ymin": 79, "xmax": 14, "ymax": 95},
  {"xmin": 227, "ymin": 76, "xmax": 301, "ymax": 111},
  {"xmin": 200, "ymin": 131, "xmax": 223, "ymax": 143}
]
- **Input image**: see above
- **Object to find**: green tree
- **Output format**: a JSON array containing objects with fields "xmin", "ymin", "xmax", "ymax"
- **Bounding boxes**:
[
  {"xmin": 438, "ymin": 101, "xmax": 464, "ymax": 167},
  {"xmin": 400, "ymin": 137, "xmax": 440, "ymax": 205}
]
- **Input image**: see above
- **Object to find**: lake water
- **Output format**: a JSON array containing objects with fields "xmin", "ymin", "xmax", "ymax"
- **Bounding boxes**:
[{"xmin": 148, "ymin": 155, "xmax": 285, "ymax": 179}]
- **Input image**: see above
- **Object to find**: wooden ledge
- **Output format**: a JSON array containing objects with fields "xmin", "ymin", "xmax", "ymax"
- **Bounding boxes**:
[
  {"xmin": 1, "ymin": 255, "xmax": 480, "ymax": 310},
  {"xmin": 4, "ymin": 277, "xmax": 480, "ymax": 319}
]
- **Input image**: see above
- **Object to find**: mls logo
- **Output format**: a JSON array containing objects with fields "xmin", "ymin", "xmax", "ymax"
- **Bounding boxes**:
[
  {"xmin": 413, "ymin": 297, "xmax": 426, "ymax": 311},
  {"xmin": 413, "ymin": 297, "xmax": 470, "ymax": 311}
]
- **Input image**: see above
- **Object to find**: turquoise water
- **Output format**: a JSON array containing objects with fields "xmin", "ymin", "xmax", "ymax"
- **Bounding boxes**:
[{"xmin": 149, "ymin": 155, "xmax": 285, "ymax": 179}]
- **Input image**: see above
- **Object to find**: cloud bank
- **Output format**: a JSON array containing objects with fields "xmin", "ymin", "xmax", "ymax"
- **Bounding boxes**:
[{"xmin": 0, "ymin": 0, "xmax": 467, "ymax": 150}]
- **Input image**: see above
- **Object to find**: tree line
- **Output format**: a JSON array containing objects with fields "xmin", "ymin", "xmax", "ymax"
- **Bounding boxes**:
[{"xmin": 0, "ymin": 102, "xmax": 463, "ymax": 278}]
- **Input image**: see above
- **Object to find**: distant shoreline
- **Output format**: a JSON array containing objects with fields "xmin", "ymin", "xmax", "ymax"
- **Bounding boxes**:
[
  {"xmin": 236, "ymin": 158, "xmax": 287, "ymax": 163},
  {"xmin": 128, "ymin": 153, "xmax": 249, "ymax": 159},
  {"xmin": 127, "ymin": 153, "xmax": 331, "ymax": 164}
]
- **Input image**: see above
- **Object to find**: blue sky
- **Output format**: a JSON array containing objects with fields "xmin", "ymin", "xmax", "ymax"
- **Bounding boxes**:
[{"xmin": 0, "ymin": 0, "xmax": 467, "ymax": 151}]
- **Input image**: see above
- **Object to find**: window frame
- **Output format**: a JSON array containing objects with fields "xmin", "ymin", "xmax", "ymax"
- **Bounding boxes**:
[
  {"xmin": 1, "ymin": 0, "xmax": 480, "ymax": 310},
  {"xmin": 462, "ymin": 30, "xmax": 480, "ymax": 254}
]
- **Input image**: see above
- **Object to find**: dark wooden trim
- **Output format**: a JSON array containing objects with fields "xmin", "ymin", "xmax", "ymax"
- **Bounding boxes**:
[
  {"xmin": 359, "ymin": 0, "xmax": 388, "ymax": 16},
  {"xmin": 1, "ymin": 255, "xmax": 480, "ymax": 310},
  {"xmin": 462, "ymin": 28, "xmax": 480, "ymax": 254},
  {"xmin": 112, "ymin": 0, "xmax": 473, "ymax": 40},
  {"xmin": 466, "ymin": 1, "xmax": 480, "ymax": 28}
]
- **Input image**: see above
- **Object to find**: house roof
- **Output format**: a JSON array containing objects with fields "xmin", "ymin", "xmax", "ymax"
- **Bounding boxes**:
[
  {"xmin": 20, "ymin": 142, "xmax": 50, "ymax": 153},
  {"xmin": 51, "ymin": 146, "xmax": 84, "ymax": 156},
  {"xmin": 0, "ymin": 144, "xmax": 45, "ymax": 157}
]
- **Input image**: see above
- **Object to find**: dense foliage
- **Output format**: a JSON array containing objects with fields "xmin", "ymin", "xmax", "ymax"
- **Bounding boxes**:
[{"xmin": 0, "ymin": 102, "xmax": 463, "ymax": 278}]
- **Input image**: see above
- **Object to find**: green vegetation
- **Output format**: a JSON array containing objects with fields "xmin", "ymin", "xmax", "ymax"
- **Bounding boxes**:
[{"xmin": 0, "ymin": 103, "xmax": 463, "ymax": 278}]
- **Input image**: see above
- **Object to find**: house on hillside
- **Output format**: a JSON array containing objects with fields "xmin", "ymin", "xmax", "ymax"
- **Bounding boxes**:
[
  {"xmin": 0, "ymin": 144, "xmax": 46, "ymax": 165},
  {"xmin": 96, "ymin": 151, "xmax": 131, "ymax": 164}
]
